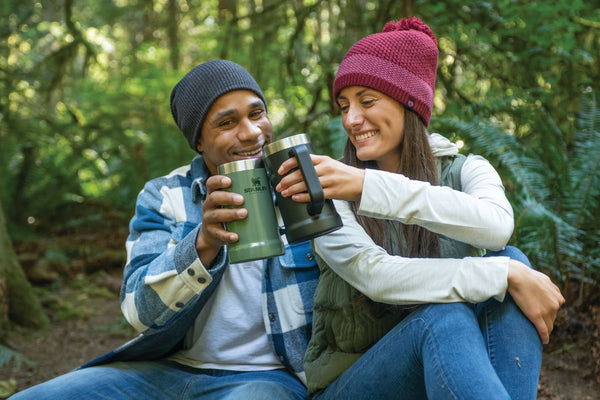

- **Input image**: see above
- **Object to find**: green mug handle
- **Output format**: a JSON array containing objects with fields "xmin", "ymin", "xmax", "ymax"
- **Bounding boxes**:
[{"xmin": 289, "ymin": 145, "xmax": 324, "ymax": 216}]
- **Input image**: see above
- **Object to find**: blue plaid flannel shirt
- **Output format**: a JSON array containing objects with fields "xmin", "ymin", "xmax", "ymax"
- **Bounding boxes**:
[{"xmin": 79, "ymin": 155, "xmax": 319, "ymax": 385}]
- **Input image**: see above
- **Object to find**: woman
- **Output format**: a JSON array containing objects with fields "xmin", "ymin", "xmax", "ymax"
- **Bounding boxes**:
[{"xmin": 276, "ymin": 17, "xmax": 564, "ymax": 399}]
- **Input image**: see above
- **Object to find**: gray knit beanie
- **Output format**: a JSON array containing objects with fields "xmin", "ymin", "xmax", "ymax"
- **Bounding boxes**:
[{"xmin": 170, "ymin": 60, "xmax": 267, "ymax": 151}]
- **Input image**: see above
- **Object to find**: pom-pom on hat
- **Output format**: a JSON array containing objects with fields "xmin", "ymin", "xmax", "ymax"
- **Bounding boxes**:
[
  {"xmin": 333, "ymin": 17, "xmax": 438, "ymax": 126},
  {"xmin": 170, "ymin": 60, "xmax": 267, "ymax": 151}
]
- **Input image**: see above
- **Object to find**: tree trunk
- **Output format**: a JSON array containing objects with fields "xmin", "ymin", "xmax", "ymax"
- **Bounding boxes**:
[
  {"xmin": 0, "ymin": 197, "xmax": 49, "ymax": 338},
  {"xmin": 402, "ymin": 0, "xmax": 414, "ymax": 17},
  {"xmin": 167, "ymin": 0, "xmax": 180, "ymax": 70}
]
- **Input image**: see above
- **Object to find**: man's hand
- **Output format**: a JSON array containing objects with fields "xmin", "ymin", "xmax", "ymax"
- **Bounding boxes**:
[
  {"xmin": 507, "ymin": 260, "xmax": 566, "ymax": 344},
  {"xmin": 195, "ymin": 175, "xmax": 247, "ymax": 267}
]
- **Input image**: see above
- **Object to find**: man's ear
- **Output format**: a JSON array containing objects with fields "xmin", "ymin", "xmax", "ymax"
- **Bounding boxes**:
[{"xmin": 196, "ymin": 139, "xmax": 203, "ymax": 154}]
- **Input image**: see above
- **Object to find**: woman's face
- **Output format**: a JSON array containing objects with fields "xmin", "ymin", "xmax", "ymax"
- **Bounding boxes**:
[{"xmin": 337, "ymin": 86, "xmax": 405, "ymax": 172}]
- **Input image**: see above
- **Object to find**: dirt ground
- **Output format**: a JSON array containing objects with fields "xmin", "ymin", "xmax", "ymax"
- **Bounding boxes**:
[
  {"xmin": 1, "ymin": 225, "xmax": 599, "ymax": 398},
  {"xmin": 0, "ymin": 270, "xmax": 137, "ymax": 397}
]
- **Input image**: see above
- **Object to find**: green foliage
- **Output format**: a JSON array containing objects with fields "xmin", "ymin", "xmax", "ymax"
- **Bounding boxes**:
[
  {"xmin": 33, "ymin": 273, "xmax": 117, "ymax": 322},
  {"xmin": 34, "ymin": 287, "xmax": 92, "ymax": 321},
  {"xmin": 0, "ymin": 377, "xmax": 18, "ymax": 399}
]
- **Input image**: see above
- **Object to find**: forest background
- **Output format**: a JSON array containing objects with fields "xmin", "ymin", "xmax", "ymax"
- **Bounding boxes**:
[{"xmin": 0, "ymin": 0, "xmax": 599, "ymax": 398}]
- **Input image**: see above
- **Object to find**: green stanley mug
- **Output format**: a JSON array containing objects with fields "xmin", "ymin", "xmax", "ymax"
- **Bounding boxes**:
[
  {"xmin": 217, "ymin": 159, "xmax": 285, "ymax": 263},
  {"xmin": 263, "ymin": 133, "xmax": 343, "ymax": 243}
]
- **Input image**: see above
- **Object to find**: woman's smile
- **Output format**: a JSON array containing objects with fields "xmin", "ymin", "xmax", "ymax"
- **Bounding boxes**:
[{"xmin": 355, "ymin": 130, "xmax": 377, "ymax": 141}]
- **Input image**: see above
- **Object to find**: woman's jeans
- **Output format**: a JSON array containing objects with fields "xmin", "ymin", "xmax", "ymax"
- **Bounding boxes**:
[
  {"xmin": 9, "ymin": 363, "xmax": 307, "ymax": 399},
  {"xmin": 313, "ymin": 246, "xmax": 542, "ymax": 400}
]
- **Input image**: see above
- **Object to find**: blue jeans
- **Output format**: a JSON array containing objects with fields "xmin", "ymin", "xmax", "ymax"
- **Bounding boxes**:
[
  {"xmin": 313, "ymin": 246, "xmax": 542, "ymax": 400},
  {"xmin": 9, "ymin": 362, "xmax": 307, "ymax": 399}
]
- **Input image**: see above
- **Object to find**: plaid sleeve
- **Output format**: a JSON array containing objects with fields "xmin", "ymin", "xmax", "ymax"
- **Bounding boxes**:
[{"xmin": 120, "ymin": 171, "xmax": 224, "ymax": 333}]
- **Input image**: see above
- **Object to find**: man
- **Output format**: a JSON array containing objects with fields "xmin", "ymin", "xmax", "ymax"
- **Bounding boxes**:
[{"xmin": 11, "ymin": 60, "xmax": 318, "ymax": 399}]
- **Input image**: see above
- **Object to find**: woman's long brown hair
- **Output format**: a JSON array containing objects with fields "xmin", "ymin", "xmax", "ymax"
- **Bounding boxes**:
[{"xmin": 343, "ymin": 109, "xmax": 441, "ymax": 258}]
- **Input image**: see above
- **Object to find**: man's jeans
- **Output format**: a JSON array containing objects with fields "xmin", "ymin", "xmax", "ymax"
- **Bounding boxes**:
[
  {"xmin": 9, "ymin": 363, "xmax": 307, "ymax": 399},
  {"xmin": 313, "ymin": 246, "xmax": 542, "ymax": 400}
]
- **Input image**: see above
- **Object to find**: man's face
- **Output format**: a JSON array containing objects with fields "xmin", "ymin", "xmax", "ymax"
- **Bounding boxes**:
[{"xmin": 198, "ymin": 90, "xmax": 273, "ymax": 175}]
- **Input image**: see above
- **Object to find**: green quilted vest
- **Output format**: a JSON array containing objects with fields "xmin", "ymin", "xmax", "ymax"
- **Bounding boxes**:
[{"xmin": 305, "ymin": 154, "xmax": 485, "ymax": 393}]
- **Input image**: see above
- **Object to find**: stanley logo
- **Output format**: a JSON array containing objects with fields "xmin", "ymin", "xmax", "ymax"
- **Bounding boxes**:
[{"xmin": 244, "ymin": 177, "xmax": 269, "ymax": 193}]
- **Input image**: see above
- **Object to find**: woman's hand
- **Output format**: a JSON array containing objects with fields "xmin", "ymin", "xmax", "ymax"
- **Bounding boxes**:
[
  {"xmin": 275, "ymin": 154, "xmax": 365, "ymax": 203},
  {"xmin": 507, "ymin": 260, "xmax": 565, "ymax": 344}
]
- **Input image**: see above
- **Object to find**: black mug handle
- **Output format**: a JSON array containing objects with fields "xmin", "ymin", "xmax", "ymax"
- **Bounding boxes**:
[{"xmin": 289, "ymin": 145, "xmax": 324, "ymax": 216}]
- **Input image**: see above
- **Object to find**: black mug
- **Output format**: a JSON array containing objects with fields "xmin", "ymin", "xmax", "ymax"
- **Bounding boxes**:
[{"xmin": 263, "ymin": 133, "xmax": 343, "ymax": 244}]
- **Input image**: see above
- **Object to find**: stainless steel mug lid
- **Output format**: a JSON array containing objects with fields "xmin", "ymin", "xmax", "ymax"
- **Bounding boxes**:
[
  {"xmin": 262, "ymin": 133, "xmax": 311, "ymax": 157},
  {"xmin": 217, "ymin": 158, "xmax": 264, "ymax": 174}
]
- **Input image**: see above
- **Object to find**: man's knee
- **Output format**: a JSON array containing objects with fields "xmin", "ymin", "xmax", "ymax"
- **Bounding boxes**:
[{"xmin": 8, "ymin": 366, "xmax": 125, "ymax": 399}]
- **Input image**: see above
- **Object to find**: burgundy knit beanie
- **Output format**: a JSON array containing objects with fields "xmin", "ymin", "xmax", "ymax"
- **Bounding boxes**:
[{"xmin": 333, "ymin": 17, "xmax": 438, "ymax": 126}]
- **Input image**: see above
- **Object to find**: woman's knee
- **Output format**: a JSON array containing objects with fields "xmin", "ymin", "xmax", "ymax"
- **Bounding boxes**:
[
  {"xmin": 485, "ymin": 245, "xmax": 532, "ymax": 268},
  {"xmin": 416, "ymin": 303, "xmax": 478, "ymax": 331}
]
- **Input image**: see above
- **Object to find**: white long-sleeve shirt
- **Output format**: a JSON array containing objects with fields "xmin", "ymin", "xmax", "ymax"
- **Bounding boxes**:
[{"xmin": 313, "ymin": 133, "xmax": 513, "ymax": 305}]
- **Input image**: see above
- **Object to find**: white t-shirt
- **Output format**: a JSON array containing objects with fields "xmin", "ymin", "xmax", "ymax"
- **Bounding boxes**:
[{"xmin": 169, "ymin": 259, "xmax": 282, "ymax": 371}]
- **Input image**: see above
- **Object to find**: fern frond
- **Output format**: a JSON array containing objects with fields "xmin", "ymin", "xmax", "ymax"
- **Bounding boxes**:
[
  {"xmin": 564, "ymin": 91, "xmax": 600, "ymax": 230},
  {"xmin": 0, "ymin": 344, "xmax": 36, "ymax": 371},
  {"xmin": 512, "ymin": 198, "xmax": 583, "ymax": 277},
  {"xmin": 435, "ymin": 116, "xmax": 551, "ymax": 203}
]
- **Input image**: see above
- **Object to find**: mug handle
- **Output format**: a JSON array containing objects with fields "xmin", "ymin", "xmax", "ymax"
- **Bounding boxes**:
[{"xmin": 289, "ymin": 145, "xmax": 324, "ymax": 216}]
